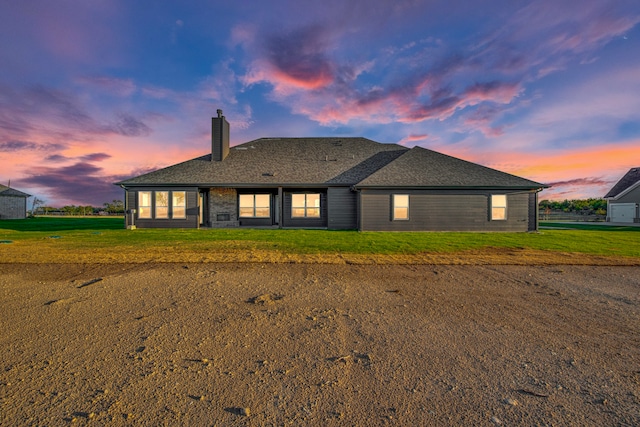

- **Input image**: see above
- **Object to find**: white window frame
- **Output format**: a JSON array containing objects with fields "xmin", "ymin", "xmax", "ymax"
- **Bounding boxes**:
[
  {"xmin": 172, "ymin": 191, "xmax": 186, "ymax": 219},
  {"xmin": 239, "ymin": 194, "xmax": 271, "ymax": 218},
  {"xmin": 291, "ymin": 193, "xmax": 321, "ymax": 218},
  {"xmin": 138, "ymin": 191, "xmax": 152, "ymax": 219},
  {"xmin": 491, "ymin": 194, "xmax": 507, "ymax": 220},
  {"xmin": 392, "ymin": 194, "xmax": 410, "ymax": 220},
  {"xmin": 155, "ymin": 191, "xmax": 169, "ymax": 219}
]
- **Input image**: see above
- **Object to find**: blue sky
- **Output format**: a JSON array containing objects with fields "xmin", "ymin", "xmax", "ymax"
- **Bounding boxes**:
[{"xmin": 1, "ymin": 0, "xmax": 639, "ymax": 206}]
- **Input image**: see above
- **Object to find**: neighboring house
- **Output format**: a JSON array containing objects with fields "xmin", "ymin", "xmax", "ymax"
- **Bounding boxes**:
[
  {"xmin": 116, "ymin": 110, "xmax": 547, "ymax": 231},
  {"xmin": 604, "ymin": 167, "xmax": 640, "ymax": 223},
  {"xmin": 0, "ymin": 184, "xmax": 31, "ymax": 219}
]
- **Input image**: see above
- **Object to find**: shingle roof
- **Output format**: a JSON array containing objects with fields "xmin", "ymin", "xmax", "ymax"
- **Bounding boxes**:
[
  {"xmin": 0, "ymin": 184, "xmax": 31, "ymax": 197},
  {"xmin": 357, "ymin": 146, "xmax": 546, "ymax": 188},
  {"xmin": 604, "ymin": 167, "xmax": 640, "ymax": 198},
  {"xmin": 118, "ymin": 138, "xmax": 408, "ymax": 186},
  {"xmin": 117, "ymin": 137, "xmax": 545, "ymax": 190}
]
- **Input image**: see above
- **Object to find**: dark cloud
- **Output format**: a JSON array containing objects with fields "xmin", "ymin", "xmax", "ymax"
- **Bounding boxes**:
[
  {"xmin": 80, "ymin": 152, "xmax": 111, "ymax": 162},
  {"xmin": 0, "ymin": 140, "xmax": 39, "ymax": 151},
  {"xmin": 21, "ymin": 162, "xmax": 125, "ymax": 206},
  {"xmin": 547, "ymin": 177, "xmax": 611, "ymax": 188},
  {"xmin": 44, "ymin": 154, "xmax": 69, "ymax": 162},
  {"xmin": 265, "ymin": 25, "xmax": 335, "ymax": 89},
  {"xmin": 462, "ymin": 105, "xmax": 506, "ymax": 137},
  {"xmin": 0, "ymin": 140, "xmax": 66, "ymax": 152},
  {"xmin": 44, "ymin": 152, "xmax": 112, "ymax": 163},
  {"xmin": 0, "ymin": 84, "xmax": 152, "ymax": 140},
  {"xmin": 26, "ymin": 85, "xmax": 99, "ymax": 131},
  {"xmin": 109, "ymin": 113, "xmax": 152, "ymax": 137}
]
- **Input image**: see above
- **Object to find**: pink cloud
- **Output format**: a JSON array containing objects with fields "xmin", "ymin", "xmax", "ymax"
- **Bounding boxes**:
[
  {"xmin": 245, "ymin": 25, "xmax": 336, "ymax": 92},
  {"xmin": 442, "ymin": 140, "xmax": 640, "ymax": 200},
  {"xmin": 237, "ymin": 2, "xmax": 636, "ymax": 129},
  {"xmin": 398, "ymin": 134, "xmax": 429, "ymax": 146}
]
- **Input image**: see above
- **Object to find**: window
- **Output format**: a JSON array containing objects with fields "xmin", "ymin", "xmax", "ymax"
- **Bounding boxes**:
[
  {"xmin": 138, "ymin": 191, "xmax": 152, "ymax": 218},
  {"xmin": 491, "ymin": 194, "xmax": 507, "ymax": 220},
  {"xmin": 393, "ymin": 194, "xmax": 409, "ymax": 220},
  {"xmin": 292, "ymin": 193, "xmax": 320, "ymax": 218},
  {"xmin": 155, "ymin": 191, "xmax": 169, "ymax": 218},
  {"xmin": 172, "ymin": 191, "xmax": 186, "ymax": 219},
  {"xmin": 239, "ymin": 194, "xmax": 271, "ymax": 218}
]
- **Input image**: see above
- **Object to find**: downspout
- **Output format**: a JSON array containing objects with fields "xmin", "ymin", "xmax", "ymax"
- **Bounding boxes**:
[{"xmin": 278, "ymin": 187, "xmax": 283, "ymax": 228}]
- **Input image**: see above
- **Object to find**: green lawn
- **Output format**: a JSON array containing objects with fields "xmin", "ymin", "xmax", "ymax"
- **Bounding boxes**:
[{"xmin": 1, "ymin": 217, "xmax": 639, "ymax": 263}]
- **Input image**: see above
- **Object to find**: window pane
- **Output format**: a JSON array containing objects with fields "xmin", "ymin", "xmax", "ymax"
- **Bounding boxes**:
[
  {"xmin": 156, "ymin": 191, "xmax": 169, "ymax": 218},
  {"xmin": 239, "ymin": 194, "xmax": 254, "ymax": 208},
  {"xmin": 173, "ymin": 192, "xmax": 185, "ymax": 205},
  {"xmin": 491, "ymin": 195, "xmax": 507, "ymax": 220},
  {"xmin": 239, "ymin": 207, "xmax": 254, "ymax": 217},
  {"xmin": 173, "ymin": 206, "xmax": 186, "ymax": 218},
  {"xmin": 156, "ymin": 191, "xmax": 169, "ymax": 205},
  {"xmin": 255, "ymin": 207, "xmax": 270, "ymax": 218},
  {"xmin": 255, "ymin": 195, "xmax": 270, "ymax": 217},
  {"xmin": 307, "ymin": 194, "xmax": 320, "ymax": 207},
  {"xmin": 492, "ymin": 195, "xmax": 507, "ymax": 207},
  {"xmin": 239, "ymin": 194, "xmax": 254, "ymax": 217},
  {"xmin": 393, "ymin": 194, "xmax": 409, "ymax": 220},
  {"xmin": 292, "ymin": 194, "xmax": 306, "ymax": 208},
  {"xmin": 139, "ymin": 191, "xmax": 151, "ymax": 218},
  {"xmin": 306, "ymin": 207, "xmax": 320, "ymax": 218},
  {"xmin": 394, "ymin": 207, "xmax": 409, "ymax": 220},
  {"xmin": 394, "ymin": 194, "xmax": 409, "ymax": 207},
  {"xmin": 172, "ymin": 191, "xmax": 186, "ymax": 219},
  {"xmin": 155, "ymin": 207, "xmax": 168, "ymax": 218},
  {"xmin": 255, "ymin": 194, "xmax": 270, "ymax": 208},
  {"xmin": 492, "ymin": 207, "xmax": 506, "ymax": 220},
  {"xmin": 292, "ymin": 207, "xmax": 306, "ymax": 217}
]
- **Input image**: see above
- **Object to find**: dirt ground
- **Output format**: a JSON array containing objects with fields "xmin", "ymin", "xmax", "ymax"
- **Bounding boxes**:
[{"xmin": 0, "ymin": 263, "xmax": 638, "ymax": 426}]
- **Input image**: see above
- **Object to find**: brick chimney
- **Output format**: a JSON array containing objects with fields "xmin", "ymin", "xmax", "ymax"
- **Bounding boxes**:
[{"xmin": 212, "ymin": 109, "xmax": 229, "ymax": 161}]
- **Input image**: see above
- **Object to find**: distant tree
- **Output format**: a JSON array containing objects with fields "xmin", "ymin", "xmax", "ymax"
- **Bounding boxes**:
[
  {"xmin": 103, "ymin": 199, "xmax": 125, "ymax": 215},
  {"xmin": 539, "ymin": 198, "xmax": 607, "ymax": 215}
]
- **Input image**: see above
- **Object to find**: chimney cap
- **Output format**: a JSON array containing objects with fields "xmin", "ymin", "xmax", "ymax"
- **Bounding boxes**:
[{"xmin": 216, "ymin": 109, "xmax": 223, "ymax": 118}]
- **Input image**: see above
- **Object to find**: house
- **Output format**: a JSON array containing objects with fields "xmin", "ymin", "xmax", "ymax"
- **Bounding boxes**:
[
  {"xmin": 116, "ymin": 110, "xmax": 547, "ymax": 231},
  {"xmin": 604, "ymin": 167, "xmax": 640, "ymax": 223},
  {"xmin": 0, "ymin": 184, "xmax": 31, "ymax": 219}
]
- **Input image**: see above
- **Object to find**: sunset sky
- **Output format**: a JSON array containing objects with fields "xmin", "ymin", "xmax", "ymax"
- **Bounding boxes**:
[{"xmin": 1, "ymin": 0, "xmax": 639, "ymax": 206}]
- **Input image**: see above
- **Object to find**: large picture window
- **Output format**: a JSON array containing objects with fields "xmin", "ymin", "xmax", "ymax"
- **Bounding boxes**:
[
  {"xmin": 491, "ymin": 194, "xmax": 507, "ymax": 220},
  {"xmin": 292, "ymin": 193, "xmax": 320, "ymax": 218},
  {"xmin": 392, "ymin": 194, "xmax": 409, "ymax": 220},
  {"xmin": 239, "ymin": 194, "xmax": 271, "ymax": 218},
  {"xmin": 155, "ymin": 191, "xmax": 169, "ymax": 219},
  {"xmin": 138, "ymin": 190, "xmax": 188, "ymax": 220},
  {"xmin": 172, "ymin": 191, "xmax": 186, "ymax": 219},
  {"xmin": 138, "ymin": 191, "xmax": 152, "ymax": 219}
]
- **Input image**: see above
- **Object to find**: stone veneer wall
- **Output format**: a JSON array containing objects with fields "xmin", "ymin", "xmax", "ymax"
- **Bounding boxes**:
[
  {"xmin": 0, "ymin": 196, "xmax": 27, "ymax": 219},
  {"xmin": 208, "ymin": 187, "xmax": 239, "ymax": 228}
]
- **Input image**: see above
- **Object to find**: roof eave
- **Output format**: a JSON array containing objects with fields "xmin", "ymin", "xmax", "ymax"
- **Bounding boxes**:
[
  {"xmin": 116, "ymin": 182, "xmax": 348, "ymax": 189},
  {"xmin": 355, "ymin": 184, "xmax": 547, "ymax": 191},
  {"xmin": 605, "ymin": 179, "xmax": 640, "ymax": 200}
]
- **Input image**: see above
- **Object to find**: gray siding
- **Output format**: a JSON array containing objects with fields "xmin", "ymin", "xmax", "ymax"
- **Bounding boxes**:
[
  {"xmin": 528, "ymin": 192, "xmax": 538, "ymax": 232},
  {"xmin": 327, "ymin": 187, "xmax": 358, "ymax": 230},
  {"xmin": 360, "ymin": 190, "xmax": 532, "ymax": 231},
  {"xmin": 125, "ymin": 191, "xmax": 136, "ymax": 227},
  {"xmin": 0, "ymin": 195, "xmax": 28, "ymax": 219},
  {"xmin": 612, "ymin": 185, "xmax": 640, "ymax": 204}
]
